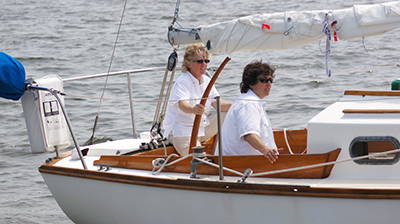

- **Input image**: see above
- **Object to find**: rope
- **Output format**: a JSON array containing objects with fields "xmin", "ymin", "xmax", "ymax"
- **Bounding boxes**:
[
  {"xmin": 88, "ymin": 0, "xmax": 129, "ymax": 145},
  {"xmin": 152, "ymin": 153, "xmax": 192, "ymax": 174},
  {"xmin": 152, "ymin": 65, "xmax": 171, "ymax": 126},
  {"xmin": 161, "ymin": 140, "xmax": 168, "ymax": 156},
  {"xmin": 251, "ymin": 148, "xmax": 400, "ymax": 177},
  {"xmin": 283, "ymin": 128, "xmax": 294, "ymax": 154},
  {"xmin": 149, "ymin": 148, "xmax": 400, "ymax": 181},
  {"xmin": 150, "ymin": 153, "xmax": 244, "ymax": 176},
  {"xmin": 63, "ymin": 93, "xmax": 400, "ymax": 106},
  {"xmin": 150, "ymin": 50, "xmax": 178, "ymax": 141},
  {"xmin": 169, "ymin": 0, "xmax": 181, "ymax": 27},
  {"xmin": 193, "ymin": 157, "xmax": 244, "ymax": 176},
  {"xmin": 158, "ymin": 60, "xmax": 177, "ymax": 127},
  {"xmin": 151, "ymin": 148, "xmax": 400, "ymax": 180},
  {"xmin": 362, "ymin": 36, "xmax": 369, "ymax": 53},
  {"xmin": 277, "ymin": 64, "xmax": 400, "ymax": 74},
  {"xmin": 317, "ymin": 12, "xmax": 332, "ymax": 77}
]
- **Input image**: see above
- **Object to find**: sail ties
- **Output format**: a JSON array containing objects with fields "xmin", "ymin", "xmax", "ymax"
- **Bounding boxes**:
[
  {"xmin": 283, "ymin": 25, "xmax": 294, "ymax": 36},
  {"xmin": 311, "ymin": 12, "xmax": 333, "ymax": 77}
]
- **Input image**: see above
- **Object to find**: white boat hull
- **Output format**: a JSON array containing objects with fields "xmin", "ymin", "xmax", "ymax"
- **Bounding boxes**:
[{"xmin": 42, "ymin": 168, "xmax": 400, "ymax": 224}]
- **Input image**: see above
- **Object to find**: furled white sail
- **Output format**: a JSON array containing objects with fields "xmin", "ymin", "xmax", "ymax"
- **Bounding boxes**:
[{"xmin": 169, "ymin": 1, "xmax": 400, "ymax": 54}]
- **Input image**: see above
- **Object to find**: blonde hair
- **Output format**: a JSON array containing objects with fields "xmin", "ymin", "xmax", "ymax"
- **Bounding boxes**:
[{"xmin": 182, "ymin": 43, "xmax": 211, "ymax": 73}]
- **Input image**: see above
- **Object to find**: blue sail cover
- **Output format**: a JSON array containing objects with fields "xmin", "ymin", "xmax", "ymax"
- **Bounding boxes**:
[{"xmin": 0, "ymin": 52, "xmax": 26, "ymax": 100}]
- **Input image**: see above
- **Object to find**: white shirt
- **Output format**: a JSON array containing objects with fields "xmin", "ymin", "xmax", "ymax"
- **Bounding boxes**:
[
  {"xmin": 163, "ymin": 71, "xmax": 219, "ymax": 138},
  {"xmin": 216, "ymin": 89, "xmax": 277, "ymax": 155}
]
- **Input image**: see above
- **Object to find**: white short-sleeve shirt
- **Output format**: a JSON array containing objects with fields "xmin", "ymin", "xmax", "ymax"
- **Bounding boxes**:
[
  {"xmin": 163, "ymin": 72, "xmax": 219, "ymax": 138},
  {"xmin": 216, "ymin": 89, "xmax": 277, "ymax": 155}
]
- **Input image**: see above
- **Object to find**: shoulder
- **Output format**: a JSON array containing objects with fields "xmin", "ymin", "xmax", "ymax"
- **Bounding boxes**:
[
  {"xmin": 232, "ymin": 93, "xmax": 263, "ymax": 113},
  {"xmin": 174, "ymin": 72, "xmax": 194, "ymax": 87},
  {"xmin": 176, "ymin": 72, "xmax": 191, "ymax": 82},
  {"xmin": 202, "ymin": 74, "xmax": 211, "ymax": 82}
]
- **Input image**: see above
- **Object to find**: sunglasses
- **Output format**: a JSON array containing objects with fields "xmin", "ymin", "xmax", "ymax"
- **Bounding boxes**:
[
  {"xmin": 193, "ymin": 59, "xmax": 210, "ymax": 64},
  {"xmin": 258, "ymin": 77, "xmax": 273, "ymax": 84}
]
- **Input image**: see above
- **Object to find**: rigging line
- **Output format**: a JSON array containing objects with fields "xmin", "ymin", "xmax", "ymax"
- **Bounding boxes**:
[
  {"xmin": 152, "ymin": 50, "xmax": 178, "ymax": 127},
  {"xmin": 193, "ymin": 157, "xmax": 244, "ymax": 176},
  {"xmin": 224, "ymin": 96, "xmax": 400, "ymax": 104},
  {"xmin": 89, "ymin": 0, "xmax": 129, "ymax": 144},
  {"xmin": 158, "ymin": 63, "xmax": 177, "ymax": 126},
  {"xmin": 208, "ymin": 63, "xmax": 399, "ymax": 75},
  {"xmin": 150, "ymin": 153, "xmax": 244, "ymax": 176},
  {"xmin": 283, "ymin": 128, "xmax": 294, "ymax": 155},
  {"xmin": 152, "ymin": 153, "xmax": 192, "ymax": 175},
  {"xmin": 64, "ymin": 93, "xmax": 400, "ymax": 104},
  {"xmin": 251, "ymin": 148, "xmax": 400, "ymax": 177},
  {"xmin": 152, "ymin": 65, "xmax": 170, "ymax": 126},
  {"xmin": 188, "ymin": 148, "xmax": 400, "ymax": 180},
  {"xmin": 173, "ymin": 0, "xmax": 181, "ymax": 20},
  {"xmin": 169, "ymin": 0, "xmax": 181, "ymax": 28},
  {"xmin": 270, "ymin": 64, "xmax": 400, "ymax": 74}
]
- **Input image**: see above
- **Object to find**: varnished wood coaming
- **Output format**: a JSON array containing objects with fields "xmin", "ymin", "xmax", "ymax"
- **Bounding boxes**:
[
  {"xmin": 93, "ymin": 128, "xmax": 316, "ymax": 178},
  {"xmin": 143, "ymin": 128, "xmax": 308, "ymax": 155},
  {"xmin": 343, "ymin": 109, "xmax": 400, "ymax": 114},
  {"xmin": 93, "ymin": 148, "xmax": 340, "ymax": 179},
  {"xmin": 344, "ymin": 90, "xmax": 400, "ymax": 96},
  {"xmin": 39, "ymin": 161, "xmax": 400, "ymax": 199},
  {"xmin": 273, "ymin": 128, "xmax": 307, "ymax": 154}
]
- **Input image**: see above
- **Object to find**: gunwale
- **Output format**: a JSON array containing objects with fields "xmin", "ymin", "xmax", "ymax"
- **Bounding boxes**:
[{"xmin": 39, "ymin": 161, "xmax": 400, "ymax": 199}]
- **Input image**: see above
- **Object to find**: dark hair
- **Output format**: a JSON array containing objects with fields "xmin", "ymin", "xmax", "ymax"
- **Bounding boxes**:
[{"xmin": 240, "ymin": 60, "xmax": 275, "ymax": 93}]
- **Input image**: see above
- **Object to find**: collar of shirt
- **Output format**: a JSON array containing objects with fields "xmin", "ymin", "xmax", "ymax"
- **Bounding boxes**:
[
  {"xmin": 187, "ymin": 71, "xmax": 205, "ymax": 85},
  {"xmin": 241, "ymin": 89, "xmax": 268, "ymax": 111}
]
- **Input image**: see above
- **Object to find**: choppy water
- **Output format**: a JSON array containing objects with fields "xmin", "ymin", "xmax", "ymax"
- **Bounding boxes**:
[{"xmin": 1, "ymin": 0, "xmax": 399, "ymax": 223}]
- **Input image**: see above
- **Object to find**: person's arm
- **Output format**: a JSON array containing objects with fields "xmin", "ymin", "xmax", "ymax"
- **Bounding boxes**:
[
  {"xmin": 211, "ymin": 100, "xmax": 232, "ymax": 112},
  {"xmin": 178, "ymin": 100, "xmax": 205, "ymax": 115},
  {"xmin": 243, "ymin": 133, "xmax": 281, "ymax": 163}
]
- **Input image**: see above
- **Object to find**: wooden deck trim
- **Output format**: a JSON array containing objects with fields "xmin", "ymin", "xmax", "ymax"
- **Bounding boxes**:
[
  {"xmin": 344, "ymin": 90, "xmax": 400, "ymax": 96},
  {"xmin": 39, "ymin": 164, "xmax": 400, "ymax": 199},
  {"xmin": 343, "ymin": 109, "xmax": 400, "ymax": 114},
  {"xmin": 273, "ymin": 128, "xmax": 307, "ymax": 154},
  {"xmin": 93, "ymin": 148, "xmax": 341, "ymax": 179}
]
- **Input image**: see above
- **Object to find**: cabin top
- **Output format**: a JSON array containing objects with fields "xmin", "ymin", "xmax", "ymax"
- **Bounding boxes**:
[
  {"xmin": 306, "ymin": 90, "xmax": 400, "ymax": 179},
  {"xmin": 309, "ymin": 90, "xmax": 400, "ymax": 125}
]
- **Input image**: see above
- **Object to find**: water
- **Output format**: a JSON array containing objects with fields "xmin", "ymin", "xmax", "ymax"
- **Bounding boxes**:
[{"xmin": 1, "ymin": 0, "xmax": 399, "ymax": 223}]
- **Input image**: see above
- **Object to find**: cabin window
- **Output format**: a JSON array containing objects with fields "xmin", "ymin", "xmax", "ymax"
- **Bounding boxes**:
[{"xmin": 349, "ymin": 136, "xmax": 400, "ymax": 165}]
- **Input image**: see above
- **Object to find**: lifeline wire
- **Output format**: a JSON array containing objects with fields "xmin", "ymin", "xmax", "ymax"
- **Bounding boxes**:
[
  {"xmin": 152, "ymin": 148, "xmax": 400, "ymax": 181},
  {"xmin": 251, "ymin": 148, "xmax": 400, "ymax": 177}
]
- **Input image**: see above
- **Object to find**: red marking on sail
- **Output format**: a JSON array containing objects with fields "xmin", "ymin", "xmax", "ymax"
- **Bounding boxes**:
[{"xmin": 262, "ymin": 24, "xmax": 271, "ymax": 30}]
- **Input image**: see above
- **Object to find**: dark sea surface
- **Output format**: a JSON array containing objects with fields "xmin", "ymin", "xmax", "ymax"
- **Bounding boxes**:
[{"xmin": 1, "ymin": 0, "xmax": 399, "ymax": 223}]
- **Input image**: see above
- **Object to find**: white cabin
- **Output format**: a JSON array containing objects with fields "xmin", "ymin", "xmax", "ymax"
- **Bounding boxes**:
[{"xmin": 307, "ymin": 90, "xmax": 400, "ymax": 179}]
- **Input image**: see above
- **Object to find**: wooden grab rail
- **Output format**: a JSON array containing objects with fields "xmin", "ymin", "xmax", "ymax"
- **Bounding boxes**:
[
  {"xmin": 344, "ymin": 90, "xmax": 400, "ymax": 96},
  {"xmin": 343, "ymin": 109, "xmax": 400, "ymax": 114}
]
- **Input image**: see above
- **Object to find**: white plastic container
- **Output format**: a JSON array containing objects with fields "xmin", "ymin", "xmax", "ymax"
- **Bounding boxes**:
[{"xmin": 21, "ymin": 75, "xmax": 71, "ymax": 153}]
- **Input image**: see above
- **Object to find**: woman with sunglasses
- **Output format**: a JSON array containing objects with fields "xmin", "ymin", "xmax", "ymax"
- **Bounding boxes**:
[
  {"xmin": 163, "ymin": 43, "xmax": 232, "ymax": 156},
  {"xmin": 215, "ymin": 60, "xmax": 282, "ymax": 163}
]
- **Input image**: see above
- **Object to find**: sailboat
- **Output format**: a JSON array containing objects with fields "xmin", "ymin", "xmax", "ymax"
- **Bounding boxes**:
[{"xmin": 1, "ymin": 1, "xmax": 400, "ymax": 224}]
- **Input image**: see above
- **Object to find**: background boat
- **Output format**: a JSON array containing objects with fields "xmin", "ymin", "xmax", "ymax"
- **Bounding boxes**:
[{"xmin": 1, "ymin": 0, "xmax": 400, "ymax": 223}]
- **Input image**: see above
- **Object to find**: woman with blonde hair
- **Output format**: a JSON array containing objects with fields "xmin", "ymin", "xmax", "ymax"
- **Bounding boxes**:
[{"xmin": 163, "ymin": 43, "xmax": 231, "ymax": 155}]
